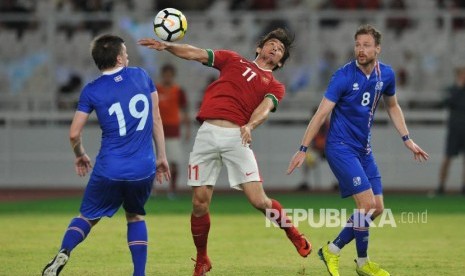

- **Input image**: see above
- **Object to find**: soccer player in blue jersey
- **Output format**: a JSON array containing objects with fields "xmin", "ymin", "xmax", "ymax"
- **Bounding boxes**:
[
  {"xmin": 42, "ymin": 34, "xmax": 170, "ymax": 276},
  {"xmin": 287, "ymin": 25, "xmax": 429, "ymax": 276}
]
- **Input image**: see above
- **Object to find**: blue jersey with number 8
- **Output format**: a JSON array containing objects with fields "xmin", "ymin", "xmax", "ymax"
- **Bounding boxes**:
[
  {"xmin": 324, "ymin": 60, "xmax": 396, "ymax": 154},
  {"xmin": 77, "ymin": 67, "xmax": 156, "ymax": 180}
]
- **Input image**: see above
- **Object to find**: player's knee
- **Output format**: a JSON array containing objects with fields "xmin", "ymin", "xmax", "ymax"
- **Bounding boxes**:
[
  {"xmin": 192, "ymin": 197, "xmax": 209, "ymax": 214},
  {"xmin": 250, "ymin": 197, "xmax": 269, "ymax": 211},
  {"xmin": 358, "ymin": 201, "xmax": 376, "ymax": 213},
  {"xmin": 79, "ymin": 215, "xmax": 99, "ymax": 226},
  {"xmin": 125, "ymin": 212, "xmax": 144, "ymax": 222},
  {"xmin": 372, "ymin": 206, "xmax": 384, "ymax": 218}
]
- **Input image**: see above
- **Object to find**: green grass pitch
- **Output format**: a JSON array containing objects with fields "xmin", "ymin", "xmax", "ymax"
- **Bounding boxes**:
[{"xmin": 1, "ymin": 193, "xmax": 464, "ymax": 275}]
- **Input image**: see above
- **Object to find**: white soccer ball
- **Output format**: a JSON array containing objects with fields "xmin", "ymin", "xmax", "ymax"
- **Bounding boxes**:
[{"xmin": 153, "ymin": 8, "xmax": 188, "ymax": 42}]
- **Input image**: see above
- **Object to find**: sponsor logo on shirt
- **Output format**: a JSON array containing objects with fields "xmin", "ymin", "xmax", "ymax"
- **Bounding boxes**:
[
  {"xmin": 375, "ymin": 81, "xmax": 383, "ymax": 91},
  {"xmin": 114, "ymin": 75, "xmax": 123, "ymax": 82},
  {"xmin": 352, "ymin": 83, "xmax": 359, "ymax": 90}
]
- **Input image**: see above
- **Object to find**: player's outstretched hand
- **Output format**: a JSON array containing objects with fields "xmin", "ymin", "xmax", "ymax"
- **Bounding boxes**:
[
  {"xmin": 137, "ymin": 38, "xmax": 169, "ymax": 51},
  {"xmin": 75, "ymin": 154, "xmax": 92, "ymax": 177},
  {"xmin": 240, "ymin": 125, "xmax": 253, "ymax": 146},
  {"xmin": 404, "ymin": 139, "xmax": 429, "ymax": 162},
  {"xmin": 286, "ymin": 151, "xmax": 306, "ymax": 175},
  {"xmin": 155, "ymin": 158, "xmax": 171, "ymax": 184}
]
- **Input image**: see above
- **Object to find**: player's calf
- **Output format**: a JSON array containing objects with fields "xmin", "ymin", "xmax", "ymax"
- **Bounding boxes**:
[{"xmin": 267, "ymin": 199, "xmax": 312, "ymax": 257}]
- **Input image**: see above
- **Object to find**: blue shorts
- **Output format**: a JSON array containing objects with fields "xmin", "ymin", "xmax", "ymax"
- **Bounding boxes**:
[
  {"xmin": 80, "ymin": 173, "xmax": 155, "ymax": 220},
  {"xmin": 326, "ymin": 143, "xmax": 382, "ymax": 198}
]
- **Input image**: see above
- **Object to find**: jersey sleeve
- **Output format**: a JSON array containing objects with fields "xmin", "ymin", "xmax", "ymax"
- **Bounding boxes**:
[
  {"xmin": 205, "ymin": 49, "xmax": 236, "ymax": 70},
  {"xmin": 140, "ymin": 68, "xmax": 156, "ymax": 93},
  {"xmin": 383, "ymin": 67, "xmax": 396, "ymax": 96},
  {"xmin": 265, "ymin": 81, "xmax": 285, "ymax": 112},
  {"xmin": 148, "ymin": 78, "xmax": 156, "ymax": 94},
  {"xmin": 324, "ymin": 69, "xmax": 346, "ymax": 103},
  {"xmin": 77, "ymin": 85, "xmax": 93, "ymax": 114}
]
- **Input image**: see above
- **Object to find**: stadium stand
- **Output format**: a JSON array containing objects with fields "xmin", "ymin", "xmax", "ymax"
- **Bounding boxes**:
[{"xmin": 0, "ymin": 0, "xmax": 464, "ymax": 191}]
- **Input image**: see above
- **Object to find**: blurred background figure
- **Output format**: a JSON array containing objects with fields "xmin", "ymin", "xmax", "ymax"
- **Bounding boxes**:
[
  {"xmin": 437, "ymin": 66, "xmax": 465, "ymax": 195},
  {"xmin": 1, "ymin": 0, "xmax": 465, "ymax": 197},
  {"xmin": 156, "ymin": 63, "xmax": 191, "ymax": 199},
  {"xmin": 56, "ymin": 73, "xmax": 82, "ymax": 110},
  {"xmin": 386, "ymin": 0, "xmax": 411, "ymax": 38}
]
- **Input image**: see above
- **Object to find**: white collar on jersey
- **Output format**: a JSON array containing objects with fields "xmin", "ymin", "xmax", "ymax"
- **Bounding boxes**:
[
  {"xmin": 253, "ymin": 60, "xmax": 272, "ymax": 72},
  {"xmin": 102, "ymin": 66, "xmax": 124, "ymax": 75}
]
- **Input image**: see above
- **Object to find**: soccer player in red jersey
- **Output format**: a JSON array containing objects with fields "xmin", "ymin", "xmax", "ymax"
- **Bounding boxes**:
[{"xmin": 139, "ymin": 28, "xmax": 311, "ymax": 275}]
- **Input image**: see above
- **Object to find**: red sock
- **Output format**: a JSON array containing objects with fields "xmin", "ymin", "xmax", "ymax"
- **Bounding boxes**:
[
  {"xmin": 191, "ymin": 213, "xmax": 210, "ymax": 258},
  {"xmin": 270, "ymin": 199, "xmax": 300, "ymax": 238}
]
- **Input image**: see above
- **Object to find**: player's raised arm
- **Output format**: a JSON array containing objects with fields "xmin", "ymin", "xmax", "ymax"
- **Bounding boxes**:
[
  {"xmin": 69, "ymin": 111, "xmax": 92, "ymax": 177},
  {"xmin": 287, "ymin": 97, "xmax": 335, "ymax": 175},
  {"xmin": 138, "ymin": 38, "xmax": 209, "ymax": 64},
  {"xmin": 383, "ymin": 94, "xmax": 429, "ymax": 162},
  {"xmin": 151, "ymin": 92, "xmax": 171, "ymax": 184}
]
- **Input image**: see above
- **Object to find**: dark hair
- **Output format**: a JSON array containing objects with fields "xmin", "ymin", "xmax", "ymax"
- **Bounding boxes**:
[
  {"xmin": 161, "ymin": 63, "xmax": 176, "ymax": 76},
  {"xmin": 256, "ymin": 28, "xmax": 295, "ymax": 70},
  {"xmin": 354, "ymin": 24, "xmax": 382, "ymax": 46},
  {"xmin": 91, "ymin": 34, "xmax": 125, "ymax": 70}
]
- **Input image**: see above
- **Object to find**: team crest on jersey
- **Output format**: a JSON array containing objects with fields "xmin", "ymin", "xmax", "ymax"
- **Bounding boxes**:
[
  {"xmin": 352, "ymin": 83, "xmax": 359, "ymax": 90},
  {"xmin": 353, "ymin": 176, "xmax": 362, "ymax": 186},
  {"xmin": 114, "ymin": 75, "xmax": 123, "ymax": 82},
  {"xmin": 261, "ymin": 76, "xmax": 270, "ymax": 85},
  {"xmin": 375, "ymin": 81, "xmax": 383, "ymax": 91}
]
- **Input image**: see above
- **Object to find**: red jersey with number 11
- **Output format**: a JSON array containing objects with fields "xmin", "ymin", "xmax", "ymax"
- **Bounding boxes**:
[{"xmin": 196, "ymin": 50, "xmax": 285, "ymax": 126}]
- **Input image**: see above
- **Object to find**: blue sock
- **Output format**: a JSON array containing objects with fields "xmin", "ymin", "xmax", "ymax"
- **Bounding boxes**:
[
  {"xmin": 332, "ymin": 214, "xmax": 355, "ymax": 249},
  {"xmin": 128, "ymin": 221, "xmax": 148, "ymax": 276},
  {"xmin": 353, "ymin": 212, "xmax": 370, "ymax": 258},
  {"xmin": 60, "ymin": 217, "xmax": 92, "ymax": 253}
]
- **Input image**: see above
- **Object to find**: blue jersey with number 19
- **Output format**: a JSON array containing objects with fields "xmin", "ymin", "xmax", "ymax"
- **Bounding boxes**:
[
  {"xmin": 77, "ymin": 67, "xmax": 156, "ymax": 180},
  {"xmin": 324, "ymin": 60, "xmax": 396, "ymax": 154}
]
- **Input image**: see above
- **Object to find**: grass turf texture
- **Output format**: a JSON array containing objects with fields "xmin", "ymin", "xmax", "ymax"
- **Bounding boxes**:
[{"xmin": 0, "ymin": 194, "xmax": 464, "ymax": 275}]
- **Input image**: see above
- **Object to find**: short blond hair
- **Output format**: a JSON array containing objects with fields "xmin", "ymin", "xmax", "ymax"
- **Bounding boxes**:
[{"xmin": 355, "ymin": 24, "xmax": 382, "ymax": 46}]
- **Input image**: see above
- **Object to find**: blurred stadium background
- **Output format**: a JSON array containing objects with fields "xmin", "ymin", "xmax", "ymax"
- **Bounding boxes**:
[
  {"xmin": 1, "ymin": 0, "xmax": 464, "ymax": 194},
  {"xmin": 2, "ymin": 1, "xmax": 465, "ymax": 276}
]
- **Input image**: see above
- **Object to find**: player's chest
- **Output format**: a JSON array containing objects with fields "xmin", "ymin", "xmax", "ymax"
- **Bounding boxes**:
[
  {"xmin": 223, "ymin": 61, "xmax": 272, "ymax": 93},
  {"xmin": 343, "ymin": 76, "xmax": 384, "ymax": 108}
]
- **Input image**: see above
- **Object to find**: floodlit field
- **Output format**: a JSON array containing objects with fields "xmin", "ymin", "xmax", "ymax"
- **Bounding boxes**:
[{"xmin": 1, "ymin": 194, "xmax": 464, "ymax": 275}]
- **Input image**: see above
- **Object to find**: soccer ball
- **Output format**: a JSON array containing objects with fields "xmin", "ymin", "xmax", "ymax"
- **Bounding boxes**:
[{"xmin": 153, "ymin": 8, "xmax": 187, "ymax": 42}]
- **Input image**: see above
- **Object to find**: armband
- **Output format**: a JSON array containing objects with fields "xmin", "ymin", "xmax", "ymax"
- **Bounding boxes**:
[{"xmin": 401, "ymin": 134, "xmax": 410, "ymax": 142}]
